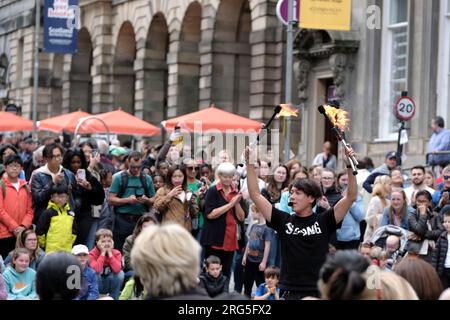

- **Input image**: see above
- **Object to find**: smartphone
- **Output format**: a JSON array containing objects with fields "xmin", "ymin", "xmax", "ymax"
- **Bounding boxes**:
[
  {"xmin": 77, "ymin": 169, "xmax": 86, "ymax": 181},
  {"xmin": 92, "ymin": 149, "xmax": 99, "ymax": 157},
  {"xmin": 135, "ymin": 190, "xmax": 144, "ymax": 198}
]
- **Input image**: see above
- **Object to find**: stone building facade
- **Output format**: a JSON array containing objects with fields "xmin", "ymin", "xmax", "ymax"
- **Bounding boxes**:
[{"xmin": 0, "ymin": 0, "xmax": 448, "ymax": 168}]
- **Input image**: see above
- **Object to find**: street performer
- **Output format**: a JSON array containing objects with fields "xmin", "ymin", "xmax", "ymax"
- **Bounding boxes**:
[{"xmin": 245, "ymin": 145, "xmax": 358, "ymax": 300}]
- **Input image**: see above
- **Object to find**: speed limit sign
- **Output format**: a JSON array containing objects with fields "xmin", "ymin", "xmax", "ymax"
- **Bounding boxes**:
[{"xmin": 394, "ymin": 96, "xmax": 416, "ymax": 121}]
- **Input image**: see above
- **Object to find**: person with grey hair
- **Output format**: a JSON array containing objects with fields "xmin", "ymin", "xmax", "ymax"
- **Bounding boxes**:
[
  {"xmin": 96, "ymin": 139, "xmax": 115, "ymax": 173},
  {"xmin": 131, "ymin": 223, "xmax": 211, "ymax": 299},
  {"xmin": 428, "ymin": 116, "xmax": 450, "ymax": 170},
  {"xmin": 201, "ymin": 162, "xmax": 246, "ymax": 279},
  {"xmin": 24, "ymin": 145, "xmax": 45, "ymax": 181}
]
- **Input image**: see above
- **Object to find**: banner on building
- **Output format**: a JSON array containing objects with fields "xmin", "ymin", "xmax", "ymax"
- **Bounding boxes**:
[
  {"xmin": 44, "ymin": 0, "xmax": 78, "ymax": 53},
  {"xmin": 300, "ymin": 0, "xmax": 352, "ymax": 31}
]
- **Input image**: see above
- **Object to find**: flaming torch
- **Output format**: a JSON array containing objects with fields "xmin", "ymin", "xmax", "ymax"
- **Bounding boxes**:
[
  {"xmin": 318, "ymin": 104, "xmax": 358, "ymax": 176},
  {"xmin": 250, "ymin": 104, "xmax": 283, "ymax": 148},
  {"xmin": 250, "ymin": 103, "xmax": 299, "ymax": 149}
]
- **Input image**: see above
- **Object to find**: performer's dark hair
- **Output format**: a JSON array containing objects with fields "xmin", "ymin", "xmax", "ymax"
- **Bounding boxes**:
[{"xmin": 291, "ymin": 178, "xmax": 322, "ymax": 207}]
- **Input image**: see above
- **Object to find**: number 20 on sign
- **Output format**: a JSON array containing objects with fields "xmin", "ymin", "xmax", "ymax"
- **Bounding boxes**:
[{"xmin": 394, "ymin": 96, "xmax": 416, "ymax": 121}]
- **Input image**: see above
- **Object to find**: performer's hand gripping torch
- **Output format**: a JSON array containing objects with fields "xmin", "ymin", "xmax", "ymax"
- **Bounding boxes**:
[{"xmin": 318, "ymin": 104, "xmax": 358, "ymax": 176}]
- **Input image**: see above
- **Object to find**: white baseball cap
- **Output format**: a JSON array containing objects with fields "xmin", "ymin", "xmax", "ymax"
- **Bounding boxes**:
[{"xmin": 71, "ymin": 244, "xmax": 89, "ymax": 256}]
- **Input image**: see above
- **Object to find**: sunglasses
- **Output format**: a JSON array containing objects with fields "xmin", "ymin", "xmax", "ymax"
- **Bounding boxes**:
[
  {"xmin": 444, "ymin": 175, "xmax": 450, "ymax": 180},
  {"xmin": 187, "ymin": 166, "xmax": 198, "ymax": 171}
]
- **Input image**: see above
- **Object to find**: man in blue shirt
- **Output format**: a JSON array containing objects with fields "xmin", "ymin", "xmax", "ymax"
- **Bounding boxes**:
[{"xmin": 428, "ymin": 116, "xmax": 450, "ymax": 169}]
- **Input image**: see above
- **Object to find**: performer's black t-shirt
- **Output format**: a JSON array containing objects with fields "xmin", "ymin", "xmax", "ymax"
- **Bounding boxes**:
[{"xmin": 267, "ymin": 207, "xmax": 339, "ymax": 292}]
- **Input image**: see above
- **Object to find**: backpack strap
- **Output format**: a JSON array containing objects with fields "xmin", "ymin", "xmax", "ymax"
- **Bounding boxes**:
[
  {"xmin": 117, "ymin": 171, "xmax": 128, "ymax": 198},
  {"xmin": 139, "ymin": 173, "xmax": 150, "ymax": 198},
  {"xmin": 0, "ymin": 179, "xmax": 29, "ymax": 198}
]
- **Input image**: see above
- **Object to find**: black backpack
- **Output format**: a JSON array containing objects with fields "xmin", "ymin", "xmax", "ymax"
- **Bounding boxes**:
[{"xmin": 116, "ymin": 171, "xmax": 151, "ymax": 201}]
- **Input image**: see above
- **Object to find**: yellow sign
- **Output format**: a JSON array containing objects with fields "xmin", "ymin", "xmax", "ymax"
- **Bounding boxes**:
[{"xmin": 300, "ymin": 0, "xmax": 352, "ymax": 31}]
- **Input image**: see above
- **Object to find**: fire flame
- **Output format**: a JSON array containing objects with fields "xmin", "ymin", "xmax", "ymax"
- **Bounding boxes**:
[
  {"xmin": 277, "ymin": 104, "xmax": 299, "ymax": 118},
  {"xmin": 323, "ymin": 104, "xmax": 350, "ymax": 131}
]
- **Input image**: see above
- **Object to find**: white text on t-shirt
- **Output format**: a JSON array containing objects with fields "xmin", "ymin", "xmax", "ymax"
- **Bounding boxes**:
[{"xmin": 285, "ymin": 221, "xmax": 322, "ymax": 236}]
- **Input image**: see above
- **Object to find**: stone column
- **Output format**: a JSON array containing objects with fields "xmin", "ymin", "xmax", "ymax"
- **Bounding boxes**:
[
  {"xmin": 198, "ymin": 3, "xmax": 216, "ymax": 109},
  {"xmin": 89, "ymin": 1, "xmax": 114, "ymax": 113},
  {"xmin": 248, "ymin": 0, "xmax": 284, "ymax": 161}
]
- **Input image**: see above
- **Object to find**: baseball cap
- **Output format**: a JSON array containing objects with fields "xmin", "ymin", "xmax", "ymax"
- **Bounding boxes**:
[
  {"xmin": 71, "ymin": 244, "xmax": 89, "ymax": 256},
  {"xmin": 385, "ymin": 151, "xmax": 397, "ymax": 159},
  {"xmin": 109, "ymin": 146, "xmax": 128, "ymax": 157}
]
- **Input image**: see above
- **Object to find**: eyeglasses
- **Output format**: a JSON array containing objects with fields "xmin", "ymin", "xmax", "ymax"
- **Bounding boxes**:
[
  {"xmin": 129, "ymin": 165, "xmax": 141, "ymax": 170},
  {"xmin": 444, "ymin": 175, "xmax": 450, "ymax": 180},
  {"xmin": 6, "ymin": 164, "xmax": 21, "ymax": 169}
]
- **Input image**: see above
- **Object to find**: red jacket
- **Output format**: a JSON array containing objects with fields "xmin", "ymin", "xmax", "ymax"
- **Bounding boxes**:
[
  {"xmin": 0, "ymin": 177, "xmax": 34, "ymax": 239},
  {"xmin": 88, "ymin": 246, "xmax": 122, "ymax": 274}
]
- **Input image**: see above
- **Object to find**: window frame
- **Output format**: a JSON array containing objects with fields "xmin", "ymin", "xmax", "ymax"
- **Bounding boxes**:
[{"xmin": 377, "ymin": 0, "xmax": 410, "ymax": 141}]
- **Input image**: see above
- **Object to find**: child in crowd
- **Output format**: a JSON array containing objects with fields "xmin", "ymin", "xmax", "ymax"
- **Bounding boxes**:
[
  {"xmin": 72, "ymin": 244, "xmax": 99, "ymax": 300},
  {"xmin": 122, "ymin": 213, "xmax": 158, "ymax": 279},
  {"xmin": 242, "ymin": 204, "xmax": 273, "ymax": 298},
  {"xmin": 35, "ymin": 183, "xmax": 77, "ymax": 253},
  {"xmin": 1, "ymin": 248, "xmax": 37, "ymax": 300},
  {"xmin": 89, "ymin": 229, "xmax": 124, "ymax": 300},
  {"xmin": 254, "ymin": 266, "xmax": 280, "ymax": 300},
  {"xmin": 432, "ymin": 210, "xmax": 450, "ymax": 289},
  {"xmin": 119, "ymin": 275, "xmax": 146, "ymax": 300},
  {"xmin": 198, "ymin": 255, "xmax": 229, "ymax": 298},
  {"xmin": 153, "ymin": 174, "xmax": 165, "ymax": 192}
]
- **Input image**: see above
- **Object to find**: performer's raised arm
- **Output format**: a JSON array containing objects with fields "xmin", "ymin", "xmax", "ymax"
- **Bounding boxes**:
[
  {"xmin": 334, "ymin": 146, "xmax": 358, "ymax": 223},
  {"xmin": 245, "ymin": 147, "xmax": 273, "ymax": 222}
]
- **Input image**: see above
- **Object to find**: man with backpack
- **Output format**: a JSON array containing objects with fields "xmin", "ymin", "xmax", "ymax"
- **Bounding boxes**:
[
  {"xmin": 0, "ymin": 155, "xmax": 34, "ymax": 259},
  {"xmin": 108, "ymin": 151, "xmax": 155, "ymax": 251}
]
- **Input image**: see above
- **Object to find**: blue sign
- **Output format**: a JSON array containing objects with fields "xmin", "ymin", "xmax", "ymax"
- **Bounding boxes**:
[{"xmin": 43, "ymin": 0, "xmax": 78, "ymax": 53}]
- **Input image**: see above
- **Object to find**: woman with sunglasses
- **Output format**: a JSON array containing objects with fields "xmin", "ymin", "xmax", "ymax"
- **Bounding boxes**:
[
  {"xmin": 432, "ymin": 165, "xmax": 450, "ymax": 210},
  {"xmin": 183, "ymin": 159, "xmax": 207, "ymax": 238}
]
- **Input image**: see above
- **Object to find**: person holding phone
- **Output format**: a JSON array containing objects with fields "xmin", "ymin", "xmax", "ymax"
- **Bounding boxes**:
[
  {"xmin": 62, "ymin": 148, "xmax": 105, "ymax": 246},
  {"xmin": 154, "ymin": 165, "xmax": 199, "ymax": 232}
]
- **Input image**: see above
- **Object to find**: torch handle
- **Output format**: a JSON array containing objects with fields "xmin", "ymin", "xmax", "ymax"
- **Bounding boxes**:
[
  {"xmin": 250, "ymin": 105, "xmax": 282, "ymax": 148},
  {"xmin": 348, "ymin": 156, "xmax": 358, "ymax": 176},
  {"xmin": 340, "ymin": 138, "xmax": 359, "ymax": 165},
  {"xmin": 339, "ymin": 139, "xmax": 358, "ymax": 176}
]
